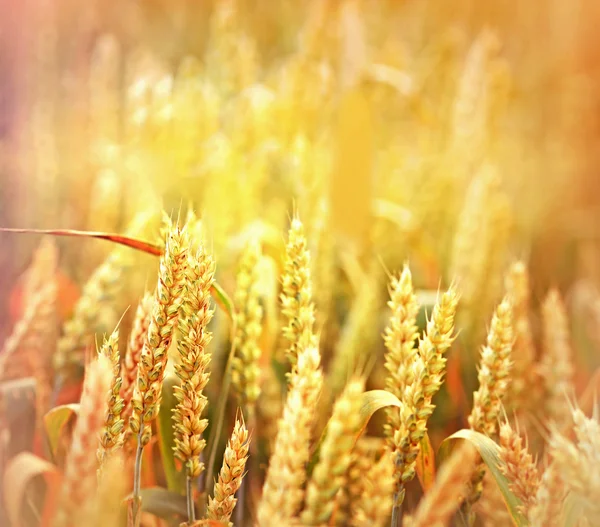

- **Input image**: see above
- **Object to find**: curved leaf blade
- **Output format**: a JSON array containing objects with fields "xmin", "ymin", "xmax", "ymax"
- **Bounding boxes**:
[
  {"xmin": 43, "ymin": 403, "xmax": 79, "ymax": 461},
  {"xmin": 0, "ymin": 227, "xmax": 163, "ymax": 255},
  {"xmin": 211, "ymin": 281, "xmax": 235, "ymax": 321},
  {"xmin": 310, "ymin": 389, "xmax": 404, "ymax": 473},
  {"xmin": 356, "ymin": 389, "xmax": 403, "ymax": 437},
  {"xmin": 3, "ymin": 452, "xmax": 60, "ymax": 527},
  {"xmin": 415, "ymin": 432, "xmax": 436, "ymax": 492},
  {"xmin": 137, "ymin": 487, "xmax": 191, "ymax": 521},
  {"xmin": 0, "ymin": 227, "xmax": 234, "ymax": 320},
  {"xmin": 440, "ymin": 428, "xmax": 528, "ymax": 527}
]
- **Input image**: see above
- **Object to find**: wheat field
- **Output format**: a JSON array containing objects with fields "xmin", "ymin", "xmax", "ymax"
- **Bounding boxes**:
[{"xmin": 1, "ymin": 1, "xmax": 600, "ymax": 526}]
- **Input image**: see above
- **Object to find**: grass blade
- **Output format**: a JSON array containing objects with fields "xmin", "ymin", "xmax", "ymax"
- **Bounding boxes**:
[{"xmin": 439, "ymin": 428, "xmax": 528, "ymax": 527}]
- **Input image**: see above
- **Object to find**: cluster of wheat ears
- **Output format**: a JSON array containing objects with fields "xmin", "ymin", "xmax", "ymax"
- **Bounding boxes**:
[
  {"xmin": 0, "ymin": 212, "xmax": 597, "ymax": 527},
  {"xmin": 0, "ymin": 1, "xmax": 598, "ymax": 527}
]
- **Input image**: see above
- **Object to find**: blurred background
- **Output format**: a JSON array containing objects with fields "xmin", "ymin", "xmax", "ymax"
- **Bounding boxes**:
[
  {"xmin": 1, "ymin": 0, "xmax": 600, "ymax": 380},
  {"xmin": 1, "ymin": 2, "xmax": 600, "ymax": 525}
]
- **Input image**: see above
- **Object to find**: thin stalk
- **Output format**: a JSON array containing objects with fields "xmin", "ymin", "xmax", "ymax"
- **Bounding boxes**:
[
  {"xmin": 391, "ymin": 494, "xmax": 403, "ymax": 527},
  {"xmin": 235, "ymin": 477, "xmax": 246, "ymax": 526},
  {"xmin": 204, "ymin": 316, "xmax": 238, "ymax": 507},
  {"xmin": 186, "ymin": 476, "xmax": 196, "ymax": 522},
  {"xmin": 131, "ymin": 429, "xmax": 144, "ymax": 527}
]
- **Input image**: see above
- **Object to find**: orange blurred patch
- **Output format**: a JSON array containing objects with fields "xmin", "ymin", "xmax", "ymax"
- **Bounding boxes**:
[{"xmin": 9, "ymin": 268, "xmax": 80, "ymax": 324}]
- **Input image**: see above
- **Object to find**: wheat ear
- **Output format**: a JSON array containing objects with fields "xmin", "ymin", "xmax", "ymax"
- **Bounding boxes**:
[
  {"xmin": 207, "ymin": 416, "xmax": 251, "ymax": 525},
  {"xmin": 173, "ymin": 245, "xmax": 215, "ymax": 521},
  {"xmin": 231, "ymin": 241, "xmax": 264, "ymax": 423},
  {"xmin": 97, "ymin": 329, "xmax": 125, "ymax": 468},
  {"xmin": 257, "ymin": 345, "xmax": 323, "ymax": 526},
  {"xmin": 408, "ymin": 443, "xmax": 478, "ymax": 527},
  {"xmin": 55, "ymin": 355, "xmax": 112, "ymax": 527},
  {"xmin": 301, "ymin": 377, "xmax": 365, "ymax": 525}
]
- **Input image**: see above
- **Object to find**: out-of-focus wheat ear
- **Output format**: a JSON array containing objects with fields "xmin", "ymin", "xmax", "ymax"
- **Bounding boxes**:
[
  {"xmin": 93, "ymin": 451, "xmax": 127, "ymax": 527},
  {"xmin": 449, "ymin": 165, "xmax": 499, "ymax": 336},
  {"xmin": 53, "ymin": 244, "xmax": 134, "ymax": 381},
  {"xmin": 257, "ymin": 365, "xmax": 284, "ymax": 453},
  {"xmin": 207, "ymin": 416, "xmax": 250, "ymax": 525},
  {"xmin": 54, "ymin": 355, "xmax": 113, "ymax": 527},
  {"xmin": 97, "ymin": 329, "xmax": 125, "ymax": 468},
  {"xmin": 7, "ymin": 239, "xmax": 59, "ymax": 413},
  {"xmin": 451, "ymin": 29, "xmax": 501, "ymax": 160},
  {"xmin": 120, "ymin": 292, "xmax": 153, "ymax": 443},
  {"xmin": 0, "ymin": 238, "xmax": 59, "ymax": 429},
  {"xmin": 527, "ymin": 462, "xmax": 564, "ymax": 527},
  {"xmin": 349, "ymin": 450, "xmax": 394, "ymax": 527},
  {"xmin": 465, "ymin": 296, "xmax": 513, "ymax": 512},
  {"xmin": 503, "ymin": 261, "xmax": 540, "ymax": 425},
  {"xmin": 408, "ymin": 443, "xmax": 478, "ymax": 527},
  {"xmin": 328, "ymin": 266, "xmax": 382, "ymax": 398},
  {"xmin": 335, "ymin": 436, "xmax": 384, "ymax": 526},
  {"xmin": 172, "ymin": 244, "xmax": 215, "ymax": 522},
  {"xmin": 28, "ymin": 278, "xmax": 58, "ymax": 429},
  {"xmin": 546, "ymin": 408, "xmax": 600, "ymax": 521},
  {"xmin": 0, "ymin": 282, "xmax": 56, "ymax": 381},
  {"xmin": 540, "ymin": 289, "xmax": 575, "ymax": 432},
  {"xmin": 22, "ymin": 237, "xmax": 59, "ymax": 302},
  {"xmin": 280, "ymin": 217, "xmax": 317, "ymax": 366},
  {"xmin": 301, "ymin": 377, "xmax": 365, "ymax": 525},
  {"xmin": 231, "ymin": 241, "xmax": 264, "ymax": 424},
  {"xmin": 382, "ymin": 265, "xmax": 420, "ymax": 437},
  {"xmin": 257, "ymin": 345, "xmax": 323, "ymax": 527},
  {"xmin": 498, "ymin": 418, "xmax": 540, "ymax": 515},
  {"xmin": 474, "ymin": 471, "xmax": 513, "ymax": 527}
]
